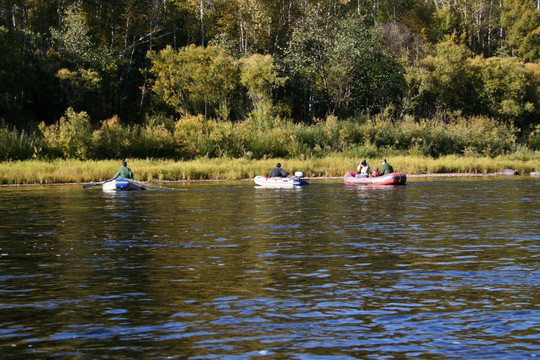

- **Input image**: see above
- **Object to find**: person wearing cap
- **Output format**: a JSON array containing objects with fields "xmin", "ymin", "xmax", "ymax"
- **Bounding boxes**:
[
  {"xmin": 113, "ymin": 160, "xmax": 134, "ymax": 180},
  {"xmin": 356, "ymin": 159, "xmax": 371, "ymax": 176},
  {"xmin": 371, "ymin": 167, "xmax": 380, "ymax": 177},
  {"xmin": 269, "ymin": 162, "xmax": 288, "ymax": 178},
  {"xmin": 380, "ymin": 159, "xmax": 394, "ymax": 175}
]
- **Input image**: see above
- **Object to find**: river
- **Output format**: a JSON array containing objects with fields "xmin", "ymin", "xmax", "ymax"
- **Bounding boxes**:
[{"xmin": 0, "ymin": 177, "xmax": 538, "ymax": 359}]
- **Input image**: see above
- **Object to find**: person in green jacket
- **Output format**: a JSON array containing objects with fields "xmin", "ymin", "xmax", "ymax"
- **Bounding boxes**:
[
  {"xmin": 113, "ymin": 161, "xmax": 134, "ymax": 180},
  {"xmin": 380, "ymin": 159, "xmax": 394, "ymax": 175}
]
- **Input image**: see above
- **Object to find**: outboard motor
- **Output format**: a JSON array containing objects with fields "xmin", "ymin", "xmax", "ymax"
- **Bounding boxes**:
[{"xmin": 293, "ymin": 171, "xmax": 305, "ymax": 179}]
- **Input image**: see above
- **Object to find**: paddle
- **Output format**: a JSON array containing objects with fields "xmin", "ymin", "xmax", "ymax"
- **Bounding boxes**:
[
  {"xmin": 133, "ymin": 180, "xmax": 149, "ymax": 190},
  {"xmin": 83, "ymin": 179, "xmax": 113, "ymax": 189},
  {"xmin": 129, "ymin": 180, "xmax": 147, "ymax": 190}
]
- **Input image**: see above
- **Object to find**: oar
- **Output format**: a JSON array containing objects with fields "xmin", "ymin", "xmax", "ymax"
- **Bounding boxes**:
[
  {"xmin": 83, "ymin": 179, "xmax": 113, "ymax": 189},
  {"xmin": 132, "ymin": 180, "xmax": 147, "ymax": 190}
]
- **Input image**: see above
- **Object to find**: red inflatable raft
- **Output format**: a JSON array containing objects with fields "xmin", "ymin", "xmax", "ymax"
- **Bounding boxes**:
[{"xmin": 344, "ymin": 172, "xmax": 407, "ymax": 186}]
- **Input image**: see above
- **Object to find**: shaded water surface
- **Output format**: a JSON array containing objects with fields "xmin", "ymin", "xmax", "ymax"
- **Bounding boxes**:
[{"xmin": 0, "ymin": 177, "xmax": 539, "ymax": 359}]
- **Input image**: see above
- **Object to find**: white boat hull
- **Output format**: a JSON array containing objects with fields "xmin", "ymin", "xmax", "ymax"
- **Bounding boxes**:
[
  {"xmin": 253, "ymin": 175, "xmax": 309, "ymax": 188},
  {"xmin": 102, "ymin": 179, "xmax": 143, "ymax": 192}
]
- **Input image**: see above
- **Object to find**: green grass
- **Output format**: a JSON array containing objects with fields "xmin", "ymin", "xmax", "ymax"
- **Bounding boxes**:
[{"xmin": 0, "ymin": 154, "xmax": 539, "ymax": 185}]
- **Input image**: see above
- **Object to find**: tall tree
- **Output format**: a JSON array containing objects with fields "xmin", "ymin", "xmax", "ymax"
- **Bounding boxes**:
[
  {"xmin": 284, "ymin": 11, "xmax": 405, "ymax": 118},
  {"xmin": 239, "ymin": 54, "xmax": 286, "ymax": 124},
  {"xmin": 420, "ymin": 40, "xmax": 479, "ymax": 113},
  {"xmin": 148, "ymin": 45, "xmax": 240, "ymax": 119},
  {"xmin": 501, "ymin": 0, "xmax": 540, "ymax": 62}
]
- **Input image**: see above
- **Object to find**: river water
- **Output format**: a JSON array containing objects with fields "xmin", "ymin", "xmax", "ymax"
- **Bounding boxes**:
[{"xmin": 0, "ymin": 177, "xmax": 538, "ymax": 359}]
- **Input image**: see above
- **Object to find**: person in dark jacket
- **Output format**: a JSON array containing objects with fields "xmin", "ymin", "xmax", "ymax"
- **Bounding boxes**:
[
  {"xmin": 380, "ymin": 159, "xmax": 394, "ymax": 175},
  {"xmin": 113, "ymin": 161, "xmax": 134, "ymax": 180},
  {"xmin": 269, "ymin": 163, "xmax": 288, "ymax": 177}
]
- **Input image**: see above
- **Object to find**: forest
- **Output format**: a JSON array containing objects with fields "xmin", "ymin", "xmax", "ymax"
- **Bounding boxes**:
[{"xmin": 1, "ymin": 0, "xmax": 539, "ymax": 161}]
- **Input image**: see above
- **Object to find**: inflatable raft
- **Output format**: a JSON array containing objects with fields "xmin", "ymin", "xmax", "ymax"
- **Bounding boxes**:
[
  {"xmin": 102, "ymin": 179, "xmax": 145, "ymax": 192},
  {"xmin": 254, "ymin": 171, "xmax": 309, "ymax": 188},
  {"xmin": 344, "ymin": 172, "xmax": 406, "ymax": 186}
]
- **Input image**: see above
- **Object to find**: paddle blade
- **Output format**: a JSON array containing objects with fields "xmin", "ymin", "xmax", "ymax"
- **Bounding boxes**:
[
  {"xmin": 132, "ymin": 180, "xmax": 147, "ymax": 190},
  {"xmin": 83, "ymin": 179, "xmax": 113, "ymax": 189},
  {"xmin": 83, "ymin": 181, "xmax": 104, "ymax": 189}
]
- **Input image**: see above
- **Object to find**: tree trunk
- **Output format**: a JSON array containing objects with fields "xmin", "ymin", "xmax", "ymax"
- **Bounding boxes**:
[
  {"xmin": 200, "ymin": 0, "xmax": 204, "ymax": 46},
  {"xmin": 499, "ymin": 0, "xmax": 504, "ymax": 47},
  {"xmin": 110, "ymin": 0, "xmax": 115, "ymax": 51}
]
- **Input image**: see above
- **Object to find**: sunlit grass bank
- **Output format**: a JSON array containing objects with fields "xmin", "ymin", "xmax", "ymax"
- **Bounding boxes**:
[{"xmin": 0, "ymin": 154, "xmax": 539, "ymax": 185}]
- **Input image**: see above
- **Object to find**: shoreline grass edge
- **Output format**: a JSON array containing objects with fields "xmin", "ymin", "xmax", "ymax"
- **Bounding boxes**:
[{"xmin": 0, "ymin": 155, "xmax": 539, "ymax": 185}]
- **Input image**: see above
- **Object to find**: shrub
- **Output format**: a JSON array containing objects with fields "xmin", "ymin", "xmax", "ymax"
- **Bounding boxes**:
[
  {"xmin": 132, "ymin": 118, "xmax": 175, "ymax": 158},
  {"xmin": 208, "ymin": 120, "xmax": 243, "ymax": 158},
  {"xmin": 240, "ymin": 120, "xmax": 292, "ymax": 159},
  {"xmin": 528, "ymin": 125, "xmax": 540, "ymax": 151},
  {"xmin": 174, "ymin": 114, "xmax": 211, "ymax": 159},
  {"xmin": 39, "ymin": 108, "xmax": 94, "ymax": 159},
  {"xmin": 91, "ymin": 115, "xmax": 128, "ymax": 159},
  {"xmin": 0, "ymin": 125, "xmax": 37, "ymax": 161}
]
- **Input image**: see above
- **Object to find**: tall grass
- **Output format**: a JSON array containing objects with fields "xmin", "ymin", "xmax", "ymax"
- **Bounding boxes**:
[
  {"xmin": 1, "ymin": 155, "xmax": 538, "ymax": 185},
  {"xmin": 0, "ymin": 126, "xmax": 39, "ymax": 161}
]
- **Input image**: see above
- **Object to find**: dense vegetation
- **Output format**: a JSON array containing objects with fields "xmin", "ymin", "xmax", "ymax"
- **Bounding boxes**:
[
  {"xmin": 1, "ymin": 0, "xmax": 539, "ymax": 162},
  {"xmin": 2, "ymin": 155, "xmax": 539, "ymax": 184}
]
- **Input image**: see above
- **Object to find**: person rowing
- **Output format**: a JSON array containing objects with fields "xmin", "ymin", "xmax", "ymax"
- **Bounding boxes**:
[
  {"xmin": 113, "ymin": 160, "xmax": 134, "ymax": 180},
  {"xmin": 269, "ymin": 162, "xmax": 288, "ymax": 178}
]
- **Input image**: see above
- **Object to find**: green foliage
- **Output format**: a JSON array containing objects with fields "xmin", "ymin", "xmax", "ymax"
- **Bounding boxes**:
[
  {"xmin": 285, "ymin": 12, "xmax": 406, "ymax": 117},
  {"xmin": 173, "ymin": 114, "xmax": 245, "ymax": 159},
  {"xmin": 49, "ymin": 4, "xmax": 110, "ymax": 68},
  {"xmin": 39, "ymin": 108, "xmax": 94, "ymax": 160},
  {"xmin": 0, "ymin": 109, "xmax": 525, "ymax": 162},
  {"xmin": 56, "ymin": 68, "xmax": 101, "ymax": 108},
  {"xmin": 239, "ymin": 54, "xmax": 286, "ymax": 125},
  {"xmin": 237, "ymin": 119, "xmax": 292, "ymax": 159},
  {"xmin": 501, "ymin": 0, "xmax": 540, "ymax": 63},
  {"xmin": 1, "ymin": 0, "xmax": 539, "ymax": 157},
  {"xmin": 428, "ymin": 6, "xmax": 458, "ymax": 43},
  {"xmin": 337, "ymin": 16, "xmax": 406, "ymax": 115},
  {"xmin": 0, "ymin": 125, "xmax": 37, "ymax": 161},
  {"xmin": 357, "ymin": 114, "xmax": 516, "ymax": 158},
  {"xmin": 148, "ymin": 45, "xmax": 240, "ymax": 119},
  {"xmin": 421, "ymin": 40, "xmax": 478, "ymax": 112},
  {"xmin": 472, "ymin": 56, "xmax": 538, "ymax": 126},
  {"xmin": 1, "ymin": 0, "xmax": 539, "ymax": 125},
  {"xmin": 529, "ymin": 125, "xmax": 540, "ymax": 150},
  {"xmin": 284, "ymin": 10, "xmax": 336, "ymax": 116},
  {"xmin": 91, "ymin": 116, "xmax": 128, "ymax": 159},
  {"xmin": 132, "ymin": 118, "xmax": 176, "ymax": 159}
]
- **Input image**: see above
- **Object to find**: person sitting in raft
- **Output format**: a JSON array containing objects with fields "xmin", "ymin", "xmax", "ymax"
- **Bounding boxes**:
[
  {"xmin": 269, "ymin": 163, "xmax": 288, "ymax": 178},
  {"xmin": 113, "ymin": 160, "xmax": 134, "ymax": 180},
  {"xmin": 356, "ymin": 159, "xmax": 371, "ymax": 177},
  {"xmin": 371, "ymin": 167, "xmax": 381, "ymax": 177},
  {"xmin": 380, "ymin": 159, "xmax": 394, "ymax": 175}
]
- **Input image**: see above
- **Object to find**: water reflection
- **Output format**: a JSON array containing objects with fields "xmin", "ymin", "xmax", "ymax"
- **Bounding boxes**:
[{"xmin": 0, "ymin": 178, "xmax": 538, "ymax": 358}]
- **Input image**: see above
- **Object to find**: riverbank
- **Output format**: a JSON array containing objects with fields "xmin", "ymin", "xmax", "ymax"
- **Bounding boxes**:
[{"xmin": 0, "ymin": 155, "xmax": 538, "ymax": 185}]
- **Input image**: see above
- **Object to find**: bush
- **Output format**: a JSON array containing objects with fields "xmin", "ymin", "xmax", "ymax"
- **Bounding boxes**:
[
  {"xmin": 91, "ymin": 115, "xmax": 128, "ymax": 159},
  {"xmin": 528, "ymin": 125, "xmax": 540, "ymax": 151},
  {"xmin": 131, "ymin": 118, "xmax": 175, "ymax": 158},
  {"xmin": 1, "ymin": 105, "xmax": 528, "ymax": 162},
  {"xmin": 39, "ymin": 108, "xmax": 93, "ymax": 159},
  {"xmin": 174, "ymin": 114, "xmax": 211, "ymax": 159},
  {"xmin": 0, "ymin": 125, "xmax": 37, "ymax": 161},
  {"xmin": 239, "ymin": 120, "xmax": 292, "ymax": 159}
]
